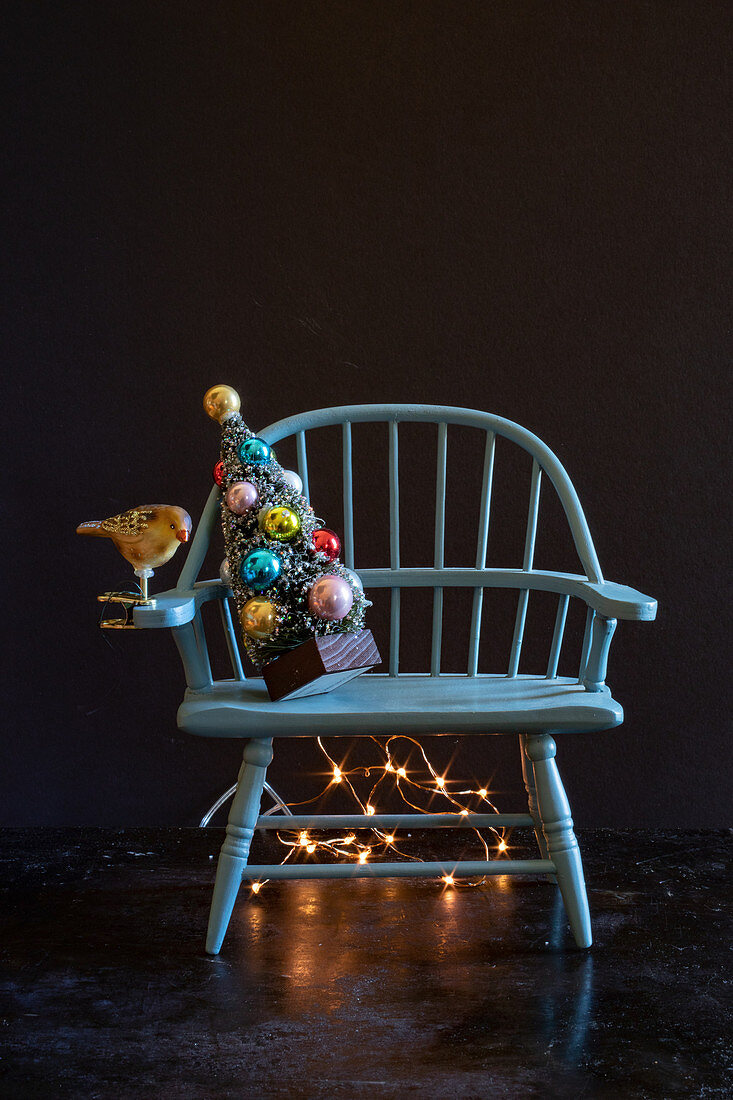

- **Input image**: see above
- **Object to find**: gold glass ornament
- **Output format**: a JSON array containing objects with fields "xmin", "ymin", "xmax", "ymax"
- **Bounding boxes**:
[
  {"xmin": 240, "ymin": 597, "xmax": 279, "ymax": 639},
  {"xmin": 261, "ymin": 504, "xmax": 301, "ymax": 542},
  {"xmin": 203, "ymin": 384, "xmax": 241, "ymax": 423}
]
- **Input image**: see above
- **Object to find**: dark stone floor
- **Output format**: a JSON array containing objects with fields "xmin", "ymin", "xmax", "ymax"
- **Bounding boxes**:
[{"xmin": 0, "ymin": 828, "xmax": 731, "ymax": 1099}]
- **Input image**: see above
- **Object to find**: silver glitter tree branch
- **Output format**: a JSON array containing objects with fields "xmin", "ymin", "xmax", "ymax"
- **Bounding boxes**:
[{"xmin": 218, "ymin": 412, "xmax": 370, "ymax": 669}]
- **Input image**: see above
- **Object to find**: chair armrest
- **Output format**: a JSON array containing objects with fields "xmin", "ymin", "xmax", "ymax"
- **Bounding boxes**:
[
  {"xmin": 574, "ymin": 579, "xmax": 657, "ymax": 621},
  {"xmin": 356, "ymin": 568, "xmax": 657, "ymax": 622},
  {"xmin": 132, "ymin": 580, "xmax": 230, "ymax": 628},
  {"xmin": 136, "ymin": 573, "xmax": 656, "ymax": 626}
]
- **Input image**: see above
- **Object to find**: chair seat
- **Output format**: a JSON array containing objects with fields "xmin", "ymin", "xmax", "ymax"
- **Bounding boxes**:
[{"xmin": 177, "ymin": 674, "xmax": 623, "ymax": 738}]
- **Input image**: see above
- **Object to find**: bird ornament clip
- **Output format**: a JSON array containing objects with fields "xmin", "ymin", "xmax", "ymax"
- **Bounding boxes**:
[{"xmin": 77, "ymin": 505, "xmax": 192, "ymax": 624}]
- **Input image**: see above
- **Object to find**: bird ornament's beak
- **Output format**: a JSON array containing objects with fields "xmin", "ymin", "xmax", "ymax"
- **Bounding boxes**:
[{"xmin": 176, "ymin": 529, "xmax": 190, "ymax": 543}]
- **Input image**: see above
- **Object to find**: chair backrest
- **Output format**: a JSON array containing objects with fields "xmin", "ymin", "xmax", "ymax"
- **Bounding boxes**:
[{"xmin": 180, "ymin": 404, "xmax": 604, "ymax": 679}]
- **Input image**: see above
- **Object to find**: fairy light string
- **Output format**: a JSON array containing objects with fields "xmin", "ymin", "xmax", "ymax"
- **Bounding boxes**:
[{"xmin": 250, "ymin": 735, "xmax": 511, "ymax": 893}]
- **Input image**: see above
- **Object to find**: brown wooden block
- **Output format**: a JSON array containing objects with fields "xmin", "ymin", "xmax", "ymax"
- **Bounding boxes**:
[{"xmin": 262, "ymin": 629, "xmax": 381, "ymax": 702}]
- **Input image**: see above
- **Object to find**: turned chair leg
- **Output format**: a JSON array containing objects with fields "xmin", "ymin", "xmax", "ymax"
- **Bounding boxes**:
[
  {"xmin": 525, "ymin": 733, "xmax": 592, "ymax": 949},
  {"xmin": 518, "ymin": 733, "xmax": 551, "ymax": 862},
  {"xmin": 205, "ymin": 737, "xmax": 273, "ymax": 956}
]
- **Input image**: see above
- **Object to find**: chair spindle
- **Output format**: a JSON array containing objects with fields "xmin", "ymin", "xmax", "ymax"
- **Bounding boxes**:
[
  {"xmin": 218, "ymin": 598, "xmax": 246, "ymax": 681},
  {"xmin": 296, "ymin": 431, "xmax": 310, "ymax": 501},
  {"xmin": 388, "ymin": 421, "xmax": 400, "ymax": 676},
  {"xmin": 389, "ymin": 591, "xmax": 401, "ymax": 678},
  {"xmin": 468, "ymin": 431, "xmax": 496, "ymax": 676},
  {"xmin": 508, "ymin": 590, "xmax": 529, "ymax": 678},
  {"xmin": 342, "ymin": 421, "xmax": 355, "ymax": 569},
  {"xmin": 508, "ymin": 461, "xmax": 543, "ymax": 677},
  {"xmin": 431, "ymin": 423, "xmax": 448, "ymax": 676},
  {"xmin": 523, "ymin": 461, "xmax": 542, "ymax": 571},
  {"xmin": 546, "ymin": 593, "xmax": 570, "ymax": 679}
]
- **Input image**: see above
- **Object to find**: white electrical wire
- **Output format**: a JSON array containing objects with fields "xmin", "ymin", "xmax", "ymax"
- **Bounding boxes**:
[{"xmin": 199, "ymin": 780, "xmax": 293, "ymax": 828}]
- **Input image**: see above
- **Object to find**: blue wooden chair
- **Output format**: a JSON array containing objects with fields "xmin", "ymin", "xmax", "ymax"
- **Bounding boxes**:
[{"xmin": 135, "ymin": 404, "xmax": 656, "ymax": 955}]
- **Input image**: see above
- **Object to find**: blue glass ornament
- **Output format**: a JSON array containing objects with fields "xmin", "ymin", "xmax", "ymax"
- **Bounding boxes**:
[
  {"xmin": 239, "ymin": 548, "xmax": 282, "ymax": 591},
  {"xmin": 238, "ymin": 437, "xmax": 272, "ymax": 466}
]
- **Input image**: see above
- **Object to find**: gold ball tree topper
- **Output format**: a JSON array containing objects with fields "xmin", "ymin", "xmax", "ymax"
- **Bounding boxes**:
[{"xmin": 203, "ymin": 384, "xmax": 241, "ymax": 424}]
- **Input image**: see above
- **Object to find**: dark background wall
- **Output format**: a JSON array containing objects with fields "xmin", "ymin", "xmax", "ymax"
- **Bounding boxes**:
[{"xmin": 3, "ymin": 2, "xmax": 730, "ymax": 827}]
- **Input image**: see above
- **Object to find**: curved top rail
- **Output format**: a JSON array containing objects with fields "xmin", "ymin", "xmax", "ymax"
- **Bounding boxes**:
[{"xmin": 259, "ymin": 404, "xmax": 604, "ymax": 583}]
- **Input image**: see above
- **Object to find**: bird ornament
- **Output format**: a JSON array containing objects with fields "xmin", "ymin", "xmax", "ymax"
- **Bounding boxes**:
[{"xmin": 77, "ymin": 504, "xmax": 192, "ymax": 602}]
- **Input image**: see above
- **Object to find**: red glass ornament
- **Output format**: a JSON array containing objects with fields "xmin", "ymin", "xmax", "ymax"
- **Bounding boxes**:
[
  {"xmin": 213, "ymin": 460, "xmax": 225, "ymax": 486},
  {"xmin": 312, "ymin": 528, "xmax": 341, "ymax": 561}
]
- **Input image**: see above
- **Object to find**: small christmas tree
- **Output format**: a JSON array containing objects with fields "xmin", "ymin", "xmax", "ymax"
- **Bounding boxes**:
[{"xmin": 204, "ymin": 385, "xmax": 379, "ymax": 699}]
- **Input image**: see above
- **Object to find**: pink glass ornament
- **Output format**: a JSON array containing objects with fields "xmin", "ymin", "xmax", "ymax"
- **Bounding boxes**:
[
  {"xmin": 225, "ymin": 481, "xmax": 259, "ymax": 514},
  {"xmin": 307, "ymin": 575, "xmax": 354, "ymax": 621}
]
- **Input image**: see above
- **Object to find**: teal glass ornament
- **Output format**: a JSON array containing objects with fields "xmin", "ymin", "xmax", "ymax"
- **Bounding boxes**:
[
  {"xmin": 238, "ymin": 437, "xmax": 272, "ymax": 466},
  {"xmin": 239, "ymin": 548, "xmax": 282, "ymax": 591}
]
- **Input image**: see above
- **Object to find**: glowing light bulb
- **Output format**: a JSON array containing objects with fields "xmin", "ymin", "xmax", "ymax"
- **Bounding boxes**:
[
  {"xmin": 332, "ymin": 766, "xmax": 342, "ymax": 783},
  {"xmin": 306, "ymin": 843, "xmax": 316, "ymax": 854},
  {"xmin": 344, "ymin": 834, "xmax": 355, "ymax": 844},
  {"xmin": 460, "ymin": 809, "xmax": 469, "ymax": 816},
  {"xmin": 397, "ymin": 766, "xmax": 406, "ymax": 778},
  {"xmin": 385, "ymin": 763, "xmax": 394, "ymax": 772},
  {"xmin": 435, "ymin": 776, "xmax": 445, "ymax": 788},
  {"xmin": 251, "ymin": 882, "xmax": 262, "ymax": 894},
  {"xmin": 359, "ymin": 850, "xmax": 369, "ymax": 863},
  {"xmin": 385, "ymin": 835, "xmax": 395, "ymax": 844},
  {"xmin": 478, "ymin": 788, "xmax": 488, "ymax": 798},
  {"xmin": 366, "ymin": 804, "xmax": 375, "ymax": 816},
  {"xmin": 443, "ymin": 875, "xmax": 455, "ymax": 886},
  {"xmin": 299, "ymin": 831, "xmax": 309, "ymax": 846},
  {"xmin": 498, "ymin": 840, "xmax": 508, "ymax": 852}
]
